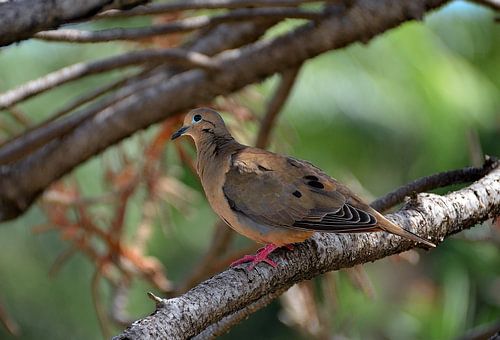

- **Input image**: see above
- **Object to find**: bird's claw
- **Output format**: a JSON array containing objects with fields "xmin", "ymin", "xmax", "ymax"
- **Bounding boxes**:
[{"xmin": 230, "ymin": 243, "xmax": 290, "ymax": 270}]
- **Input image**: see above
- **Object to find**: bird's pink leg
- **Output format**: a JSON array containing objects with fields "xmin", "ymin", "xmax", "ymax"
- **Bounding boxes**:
[{"xmin": 230, "ymin": 243, "xmax": 292, "ymax": 270}]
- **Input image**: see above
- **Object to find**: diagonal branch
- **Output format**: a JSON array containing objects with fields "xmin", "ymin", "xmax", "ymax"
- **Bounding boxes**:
[
  {"xmin": 0, "ymin": 49, "xmax": 217, "ymax": 110},
  {"xmin": 114, "ymin": 166, "xmax": 500, "ymax": 339},
  {"xmin": 255, "ymin": 66, "xmax": 301, "ymax": 148}
]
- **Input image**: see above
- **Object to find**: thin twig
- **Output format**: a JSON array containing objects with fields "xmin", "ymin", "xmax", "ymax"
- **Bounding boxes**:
[
  {"xmin": 98, "ymin": 0, "xmax": 335, "ymax": 18},
  {"xmin": 255, "ymin": 67, "xmax": 301, "ymax": 148},
  {"xmin": 0, "ymin": 49, "xmax": 216, "ymax": 110},
  {"xmin": 370, "ymin": 156, "xmax": 499, "ymax": 212},
  {"xmin": 35, "ymin": 8, "xmax": 325, "ymax": 43},
  {"xmin": 194, "ymin": 285, "xmax": 291, "ymax": 339}
]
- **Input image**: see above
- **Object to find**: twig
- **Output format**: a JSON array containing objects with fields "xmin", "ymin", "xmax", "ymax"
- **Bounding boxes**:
[
  {"xmin": 35, "ymin": 8, "xmax": 325, "ymax": 43},
  {"xmin": 98, "ymin": 0, "xmax": 335, "ymax": 18},
  {"xmin": 370, "ymin": 156, "xmax": 499, "ymax": 212},
  {"xmin": 0, "ymin": 49, "xmax": 216, "ymax": 110},
  {"xmin": 255, "ymin": 66, "xmax": 301, "ymax": 148},
  {"xmin": 458, "ymin": 320, "xmax": 500, "ymax": 340},
  {"xmin": 194, "ymin": 285, "xmax": 291, "ymax": 339},
  {"xmin": 6, "ymin": 106, "xmax": 31, "ymax": 127}
]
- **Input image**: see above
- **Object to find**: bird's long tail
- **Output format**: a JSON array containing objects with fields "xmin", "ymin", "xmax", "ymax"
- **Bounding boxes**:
[{"xmin": 374, "ymin": 211, "xmax": 436, "ymax": 248}]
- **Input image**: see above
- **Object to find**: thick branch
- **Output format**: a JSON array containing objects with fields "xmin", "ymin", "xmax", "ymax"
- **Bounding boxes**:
[
  {"xmin": 0, "ymin": 0, "xmax": 450, "ymax": 222},
  {"xmin": 0, "ymin": 0, "xmax": 149, "ymax": 47},
  {"xmin": 114, "ymin": 166, "xmax": 500, "ymax": 339}
]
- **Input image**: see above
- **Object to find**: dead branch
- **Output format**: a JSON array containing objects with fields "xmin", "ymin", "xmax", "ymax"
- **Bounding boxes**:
[
  {"xmin": 371, "ymin": 156, "xmax": 498, "ymax": 212},
  {"xmin": 255, "ymin": 67, "xmax": 301, "ymax": 148},
  {"xmin": 114, "ymin": 165, "xmax": 500, "ymax": 339},
  {"xmin": 35, "ymin": 7, "xmax": 325, "ymax": 43},
  {"xmin": 98, "ymin": 0, "xmax": 336, "ymax": 18},
  {"xmin": 0, "ymin": 49, "xmax": 217, "ymax": 110}
]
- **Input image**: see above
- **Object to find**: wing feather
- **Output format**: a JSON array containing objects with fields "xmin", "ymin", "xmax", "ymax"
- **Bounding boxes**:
[{"xmin": 223, "ymin": 148, "xmax": 377, "ymax": 233}]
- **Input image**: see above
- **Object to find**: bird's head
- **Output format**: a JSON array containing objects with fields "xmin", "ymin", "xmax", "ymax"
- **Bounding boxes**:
[{"xmin": 171, "ymin": 107, "xmax": 230, "ymax": 142}]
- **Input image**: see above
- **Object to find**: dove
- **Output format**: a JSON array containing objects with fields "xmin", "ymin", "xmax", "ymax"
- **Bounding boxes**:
[{"xmin": 171, "ymin": 108, "xmax": 435, "ymax": 270}]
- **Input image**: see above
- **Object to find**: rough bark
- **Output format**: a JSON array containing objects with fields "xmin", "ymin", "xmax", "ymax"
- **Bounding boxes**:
[
  {"xmin": 114, "ymin": 166, "xmax": 500, "ymax": 339},
  {"xmin": 0, "ymin": 0, "xmax": 450, "ymax": 222},
  {"xmin": 0, "ymin": 0, "xmax": 150, "ymax": 47}
]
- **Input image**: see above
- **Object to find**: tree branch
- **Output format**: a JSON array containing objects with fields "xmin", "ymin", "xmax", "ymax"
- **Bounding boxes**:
[
  {"xmin": 194, "ymin": 286, "xmax": 290, "ymax": 339},
  {"xmin": 113, "ymin": 165, "xmax": 500, "ymax": 339},
  {"xmin": 97, "ymin": 0, "xmax": 337, "ymax": 18},
  {"xmin": 255, "ymin": 67, "xmax": 301, "ymax": 148},
  {"xmin": 35, "ymin": 8, "xmax": 325, "ymax": 43},
  {"xmin": 0, "ymin": 0, "xmax": 451, "ymax": 222},
  {"xmin": 371, "ymin": 156, "xmax": 499, "ymax": 212},
  {"xmin": 0, "ymin": 0, "xmax": 149, "ymax": 47},
  {"xmin": 0, "ymin": 49, "xmax": 216, "ymax": 110}
]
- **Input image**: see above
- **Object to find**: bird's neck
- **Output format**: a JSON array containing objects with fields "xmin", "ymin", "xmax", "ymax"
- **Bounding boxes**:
[{"xmin": 195, "ymin": 133, "xmax": 241, "ymax": 180}]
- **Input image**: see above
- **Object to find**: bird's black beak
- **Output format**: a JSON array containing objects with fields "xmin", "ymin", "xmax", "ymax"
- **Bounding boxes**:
[{"xmin": 171, "ymin": 126, "xmax": 189, "ymax": 140}]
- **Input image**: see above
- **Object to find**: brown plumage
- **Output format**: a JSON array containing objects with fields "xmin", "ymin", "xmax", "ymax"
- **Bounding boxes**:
[{"xmin": 171, "ymin": 108, "xmax": 435, "ymax": 270}]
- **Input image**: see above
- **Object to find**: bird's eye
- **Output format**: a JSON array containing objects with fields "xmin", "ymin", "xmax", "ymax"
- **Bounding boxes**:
[{"xmin": 193, "ymin": 114, "xmax": 202, "ymax": 123}]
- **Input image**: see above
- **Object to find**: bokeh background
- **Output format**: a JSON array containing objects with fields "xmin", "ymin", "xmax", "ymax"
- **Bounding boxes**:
[{"xmin": 0, "ymin": 1, "xmax": 499, "ymax": 339}]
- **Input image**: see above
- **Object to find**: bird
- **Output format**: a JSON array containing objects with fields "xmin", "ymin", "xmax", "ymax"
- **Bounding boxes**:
[{"xmin": 171, "ymin": 108, "xmax": 435, "ymax": 270}]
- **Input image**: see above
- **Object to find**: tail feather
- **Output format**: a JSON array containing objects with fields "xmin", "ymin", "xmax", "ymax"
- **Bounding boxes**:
[{"xmin": 374, "ymin": 211, "xmax": 436, "ymax": 248}]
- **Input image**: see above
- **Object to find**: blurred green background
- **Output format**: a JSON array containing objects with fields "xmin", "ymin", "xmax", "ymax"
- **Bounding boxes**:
[{"xmin": 0, "ymin": 1, "xmax": 499, "ymax": 339}]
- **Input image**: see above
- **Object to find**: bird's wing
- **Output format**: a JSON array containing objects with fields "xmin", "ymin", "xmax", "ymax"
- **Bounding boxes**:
[{"xmin": 222, "ymin": 148, "xmax": 377, "ymax": 232}]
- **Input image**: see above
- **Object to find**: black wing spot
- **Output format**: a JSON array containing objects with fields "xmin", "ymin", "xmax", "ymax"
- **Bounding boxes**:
[
  {"xmin": 304, "ymin": 175, "xmax": 319, "ymax": 181},
  {"xmin": 307, "ymin": 180, "xmax": 324, "ymax": 189},
  {"xmin": 258, "ymin": 164, "xmax": 272, "ymax": 171},
  {"xmin": 293, "ymin": 190, "xmax": 302, "ymax": 198}
]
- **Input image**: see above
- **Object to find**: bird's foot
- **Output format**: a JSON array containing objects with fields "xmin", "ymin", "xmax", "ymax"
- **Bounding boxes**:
[{"xmin": 231, "ymin": 243, "xmax": 291, "ymax": 270}]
